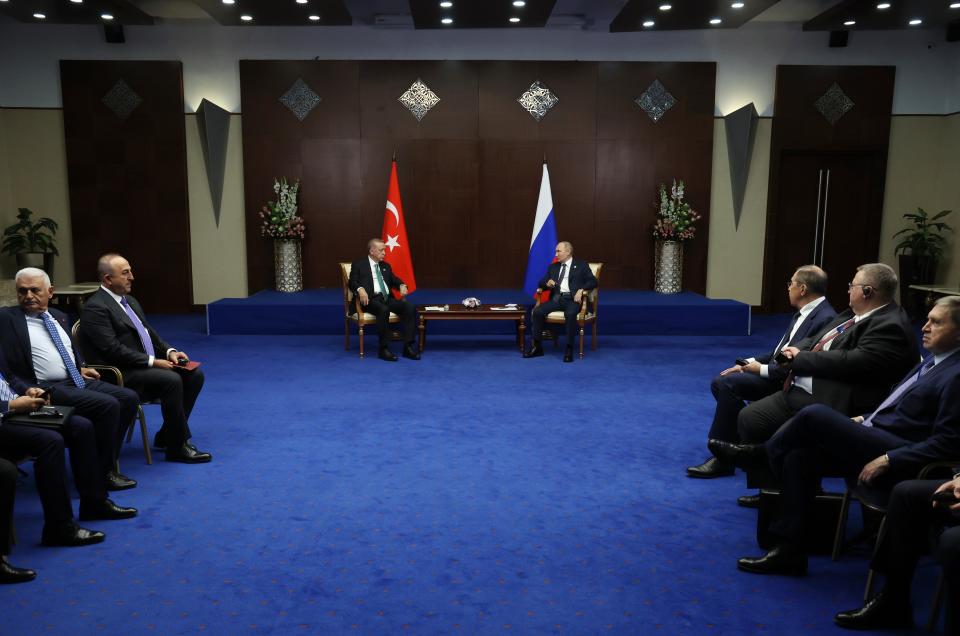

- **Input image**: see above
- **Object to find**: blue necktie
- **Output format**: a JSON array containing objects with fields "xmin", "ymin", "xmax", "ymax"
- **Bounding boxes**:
[
  {"xmin": 772, "ymin": 312, "xmax": 801, "ymax": 357},
  {"xmin": 0, "ymin": 371, "xmax": 17, "ymax": 403},
  {"xmin": 39, "ymin": 312, "xmax": 85, "ymax": 388},
  {"xmin": 120, "ymin": 297, "xmax": 156, "ymax": 358},
  {"xmin": 862, "ymin": 357, "xmax": 936, "ymax": 427}
]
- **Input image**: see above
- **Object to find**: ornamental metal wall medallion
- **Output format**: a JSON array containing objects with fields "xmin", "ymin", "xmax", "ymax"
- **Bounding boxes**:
[
  {"xmin": 398, "ymin": 78, "xmax": 440, "ymax": 121},
  {"xmin": 279, "ymin": 78, "xmax": 321, "ymax": 122},
  {"xmin": 636, "ymin": 79, "xmax": 677, "ymax": 123},
  {"xmin": 517, "ymin": 80, "xmax": 558, "ymax": 122},
  {"xmin": 102, "ymin": 79, "xmax": 143, "ymax": 121},
  {"xmin": 814, "ymin": 82, "xmax": 855, "ymax": 125}
]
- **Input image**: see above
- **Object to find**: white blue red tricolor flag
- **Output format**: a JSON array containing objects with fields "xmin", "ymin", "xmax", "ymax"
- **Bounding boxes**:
[{"xmin": 523, "ymin": 161, "xmax": 558, "ymax": 298}]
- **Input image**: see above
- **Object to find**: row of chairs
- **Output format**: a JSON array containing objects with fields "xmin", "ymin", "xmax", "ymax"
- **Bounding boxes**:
[{"xmin": 338, "ymin": 261, "xmax": 604, "ymax": 358}]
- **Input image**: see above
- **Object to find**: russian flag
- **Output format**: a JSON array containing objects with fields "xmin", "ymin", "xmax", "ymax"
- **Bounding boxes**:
[{"xmin": 523, "ymin": 161, "xmax": 558, "ymax": 297}]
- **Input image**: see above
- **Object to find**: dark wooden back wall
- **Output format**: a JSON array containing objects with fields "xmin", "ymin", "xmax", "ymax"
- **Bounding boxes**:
[{"xmin": 240, "ymin": 60, "xmax": 716, "ymax": 292}]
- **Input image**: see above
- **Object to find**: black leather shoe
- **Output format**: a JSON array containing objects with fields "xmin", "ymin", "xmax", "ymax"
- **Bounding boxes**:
[
  {"xmin": 402, "ymin": 345, "xmax": 421, "ymax": 360},
  {"xmin": 166, "ymin": 443, "xmax": 212, "ymax": 464},
  {"xmin": 79, "ymin": 498, "xmax": 138, "ymax": 521},
  {"xmin": 737, "ymin": 544, "xmax": 807, "ymax": 576},
  {"xmin": 378, "ymin": 347, "xmax": 398, "ymax": 362},
  {"xmin": 105, "ymin": 471, "xmax": 137, "ymax": 491},
  {"xmin": 708, "ymin": 438, "xmax": 768, "ymax": 470},
  {"xmin": 687, "ymin": 457, "xmax": 735, "ymax": 479},
  {"xmin": 41, "ymin": 522, "xmax": 106, "ymax": 547},
  {"xmin": 0, "ymin": 557, "xmax": 36, "ymax": 584},
  {"xmin": 737, "ymin": 494, "xmax": 761, "ymax": 508},
  {"xmin": 563, "ymin": 347, "xmax": 574, "ymax": 363},
  {"xmin": 524, "ymin": 344, "xmax": 544, "ymax": 358},
  {"xmin": 834, "ymin": 592, "xmax": 913, "ymax": 630}
]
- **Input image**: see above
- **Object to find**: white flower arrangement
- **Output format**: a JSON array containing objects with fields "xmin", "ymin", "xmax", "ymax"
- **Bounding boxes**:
[{"xmin": 259, "ymin": 178, "xmax": 306, "ymax": 240}]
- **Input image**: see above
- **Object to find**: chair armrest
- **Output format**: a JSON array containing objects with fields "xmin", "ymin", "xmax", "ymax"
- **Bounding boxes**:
[
  {"xmin": 918, "ymin": 460, "xmax": 960, "ymax": 480},
  {"xmin": 86, "ymin": 364, "xmax": 125, "ymax": 387}
]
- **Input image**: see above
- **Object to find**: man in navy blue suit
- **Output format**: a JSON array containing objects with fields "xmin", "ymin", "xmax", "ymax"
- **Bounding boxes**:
[
  {"xmin": 716, "ymin": 295, "xmax": 960, "ymax": 577},
  {"xmin": 687, "ymin": 265, "xmax": 836, "ymax": 479},
  {"xmin": 524, "ymin": 241, "xmax": 598, "ymax": 363}
]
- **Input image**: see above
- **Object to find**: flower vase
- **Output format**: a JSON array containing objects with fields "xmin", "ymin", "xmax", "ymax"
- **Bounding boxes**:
[
  {"xmin": 654, "ymin": 240, "xmax": 683, "ymax": 294},
  {"xmin": 273, "ymin": 239, "xmax": 303, "ymax": 292}
]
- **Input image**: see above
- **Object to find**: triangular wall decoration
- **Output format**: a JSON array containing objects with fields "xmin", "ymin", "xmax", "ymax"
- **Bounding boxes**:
[
  {"xmin": 196, "ymin": 98, "xmax": 231, "ymax": 226},
  {"xmin": 724, "ymin": 103, "xmax": 759, "ymax": 230}
]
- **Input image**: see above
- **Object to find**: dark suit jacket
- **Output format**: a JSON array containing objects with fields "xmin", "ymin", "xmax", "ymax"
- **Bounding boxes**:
[
  {"xmin": 789, "ymin": 303, "xmax": 918, "ymax": 416},
  {"xmin": 0, "ymin": 348, "xmax": 32, "ymax": 418},
  {"xmin": 348, "ymin": 258, "xmax": 405, "ymax": 298},
  {"xmin": 874, "ymin": 351, "xmax": 960, "ymax": 470},
  {"xmin": 538, "ymin": 259, "xmax": 597, "ymax": 301},
  {"xmin": 75, "ymin": 288, "xmax": 173, "ymax": 369},
  {"xmin": 755, "ymin": 300, "xmax": 837, "ymax": 381},
  {"xmin": 0, "ymin": 306, "xmax": 87, "ymax": 385}
]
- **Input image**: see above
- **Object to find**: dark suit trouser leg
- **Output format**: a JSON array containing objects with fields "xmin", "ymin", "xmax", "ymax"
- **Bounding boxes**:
[
  {"xmin": 937, "ymin": 526, "xmax": 960, "ymax": 634},
  {"xmin": 561, "ymin": 298, "xmax": 579, "ymax": 346},
  {"xmin": 59, "ymin": 415, "xmax": 108, "ymax": 504},
  {"xmin": 0, "ymin": 458, "xmax": 16, "ymax": 555},
  {"xmin": 737, "ymin": 387, "xmax": 818, "ymax": 444},
  {"xmin": 766, "ymin": 405, "xmax": 909, "ymax": 544},
  {"xmin": 870, "ymin": 480, "xmax": 944, "ymax": 582},
  {"xmin": 0, "ymin": 424, "xmax": 75, "ymax": 526},
  {"xmin": 42, "ymin": 380, "xmax": 127, "ymax": 475},
  {"xmin": 123, "ymin": 367, "xmax": 201, "ymax": 446},
  {"xmin": 708, "ymin": 373, "xmax": 777, "ymax": 443},
  {"xmin": 531, "ymin": 298, "xmax": 570, "ymax": 344},
  {"xmin": 388, "ymin": 298, "xmax": 416, "ymax": 345}
]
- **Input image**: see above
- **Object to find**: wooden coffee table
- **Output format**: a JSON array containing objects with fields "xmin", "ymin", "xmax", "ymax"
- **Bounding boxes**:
[{"xmin": 416, "ymin": 304, "xmax": 526, "ymax": 354}]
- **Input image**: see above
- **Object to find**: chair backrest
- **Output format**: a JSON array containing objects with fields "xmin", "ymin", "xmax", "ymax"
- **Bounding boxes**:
[{"xmin": 588, "ymin": 262, "xmax": 603, "ymax": 313}]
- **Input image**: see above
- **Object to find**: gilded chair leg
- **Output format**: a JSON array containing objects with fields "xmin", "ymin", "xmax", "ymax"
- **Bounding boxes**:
[
  {"xmin": 359, "ymin": 325, "xmax": 365, "ymax": 358},
  {"xmin": 579, "ymin": 326, "xmax": 585, "ymax": 359},
  {"xmin": 832, "ymin": 489, "xmax": 852, "ymax": 561}
]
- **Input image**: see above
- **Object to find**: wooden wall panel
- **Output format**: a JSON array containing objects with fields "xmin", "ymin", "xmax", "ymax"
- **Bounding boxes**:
[
  {"xmin": 60, "ymin": 60, "xmax": 192, "ymax": 311},
  {"xmin": 240, "ymin": 60, "xmax": 716, "ymax": 292}
]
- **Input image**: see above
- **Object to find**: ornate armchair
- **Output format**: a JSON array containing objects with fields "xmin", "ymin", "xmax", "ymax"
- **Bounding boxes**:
[
  {"xmin": 534, "ymin": 262, "xmax": 602, "ymax": 359},
  {"xmin": 340, "ymin": 262, "xmax": 400, "ymax": 358}
]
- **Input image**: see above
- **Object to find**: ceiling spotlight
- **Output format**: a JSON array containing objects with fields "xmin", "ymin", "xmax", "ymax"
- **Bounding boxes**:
[
  {"xmin": 844, "ymin": 20, "xmax": 856, "ymax": 25},
  {"xmin": 308, "ymin": 15, "xmax": 320, "ymax": 21},
  {"xmin": 33, "ymin": 12, "xmax": 46, "ymax": 19},
  {"xmin": 951, "ymin": 3, "xmax": 960, "ymax": 8},
  {"xmin": 70, "ymin": 0, "xmax": 83, "ymax": 3},
  {"xmin": 659, "ymin": 4, "xmax": 672, "ymax": 10},
  {"xmin": 908, "ymin": 18, "xmax": 922, "ymax": 24},
  {"xmin": 441, "ymin": 17, "xmax": 453, "ymax": 24},
  {"xmin": 439, "ymin": 1, "xmax": 452, "ymax": 7},
  {"xmin": 222, "ymin": 0, "xmax": 235, "ymax": 4},
  {"xmin": 642, "ymin": 20, "xmax": 655, "ymax": 27},
  {"xmin": 509, "ymin": 16, "xmax": 520, "ymax": 23},
  {"xmin": 101, "ymin": 14, "xmax": 114, "ymax": 20},
  {"xmin": 876, "ymin": 3, "xmax": 890, "ymax": 9},
  {"xmin": 513, "ymin": 1, "xmax": 526, "ymax": 6},
  {"xmin": 709, "ymin": 17, "xmax": 722, "ymax": 25},
  {"xmin": 731, "ymin": 2, "xmax": 744, "ymax": 8},
  {"xmin": 240, "ymin": 14, "xmax": 253, "ymax": 21}
]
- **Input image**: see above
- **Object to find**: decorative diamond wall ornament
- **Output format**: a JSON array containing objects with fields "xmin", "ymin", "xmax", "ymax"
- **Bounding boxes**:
[
  {"xmin": 279, "ymin": 78, "xmax": 321, "ymax": 122},
  {"xmin": 517, "ymin": 80, "xmax": 558, "ymax": 122},
  {"xmin": 101, "ymin": 79, "xmax": 142, "ymax": 121},
  {"xmin": 814, "ymin": 82, "xmax": 854, "ymax": 126},
  {"xmin": 636, "ymin": 79, "xmax": 677, "ymax": 123},
  {"xmin": 398, "ymin": 78, "xmax": 440, "ymax": 121}
]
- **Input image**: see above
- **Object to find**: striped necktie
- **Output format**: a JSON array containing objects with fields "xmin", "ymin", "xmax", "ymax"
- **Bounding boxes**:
[
  {"xmin": 862, "ymin": 357, "xmax": 936, "ymax": 427},
  {"xmin": 39, "ymin": 312, "xmax": 86, "ymax": 388},
  {"xmin": 783, "ymin": 316, "xmax": 856, "ymax": 391}
]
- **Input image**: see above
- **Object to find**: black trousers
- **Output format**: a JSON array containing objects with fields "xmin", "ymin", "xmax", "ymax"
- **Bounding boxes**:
[
  {"xmin": 364, "ymin": 294, "xmax": 416, "ymax": 348},
  {"xmin": 707, "ymin": 372, "xmax": 779, "ymax": 443},
  {"xmin": 0, "ymin": 457, "xmax": 16, "ymax": 555},
  {"xmin": 764, "ymin": 404, "xmax": 911, "ymax": 543},
  {"xmin": 531, "ymin": 293, "xmax": 580, "ymax": 346},
  {"xmin": 40, "ymin": 378, "xmax": 139, "ymax": 474},
  {"xmin": 737, "ymin": 385, "xmax": 819, "ymax": 443},
  {"xmin": 872, "ymin": 479, "xmax": 958, "ymax": 632},
  {"xmin": 122, "ymin": 366, "xmax": 204, "ymax": 447}
]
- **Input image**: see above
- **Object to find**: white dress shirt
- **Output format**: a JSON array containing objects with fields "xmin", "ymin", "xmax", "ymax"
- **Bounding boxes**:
[
  {"xmin": 755, "ymin": 296, "xmax": 827, "ymax": 379},
  {"xmin": 25, "ymin": 313, "xmax": 76, "ymax": 382}
]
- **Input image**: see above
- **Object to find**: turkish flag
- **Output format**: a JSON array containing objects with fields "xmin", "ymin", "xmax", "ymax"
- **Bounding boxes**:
[{"xmin": 381, "ymin": 160, "xmax": 416, "ymax": 296}]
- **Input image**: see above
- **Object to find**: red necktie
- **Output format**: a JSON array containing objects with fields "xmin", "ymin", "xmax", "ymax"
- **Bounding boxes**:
[{"xmin": 782, "ymin": 317, "xmax": 856, "ymax": 391}]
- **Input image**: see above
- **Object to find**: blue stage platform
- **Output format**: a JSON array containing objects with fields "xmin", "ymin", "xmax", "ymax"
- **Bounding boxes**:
[{"xmin": 206, "ymin": 289, "xmax": 750, "ymax": 336}]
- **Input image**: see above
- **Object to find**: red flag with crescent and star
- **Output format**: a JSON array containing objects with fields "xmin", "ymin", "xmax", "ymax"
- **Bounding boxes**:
[{"xmin": 382, "ymin": 160, "xmax": 416, "ymax": 297}]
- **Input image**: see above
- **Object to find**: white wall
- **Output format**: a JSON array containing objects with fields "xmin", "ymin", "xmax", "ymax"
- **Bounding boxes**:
[{"xmin": 0, "ymin": 21, "xmax": 956, "ymax": 115}]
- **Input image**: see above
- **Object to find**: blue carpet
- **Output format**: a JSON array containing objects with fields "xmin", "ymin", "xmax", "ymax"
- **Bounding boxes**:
[
  {"xmin": 206, "ymin": 289, "xmax": 749, "ymax": 336},
  {"xmin": 1, "ymin": 314, "xmax": 941, "ymax": 634}
]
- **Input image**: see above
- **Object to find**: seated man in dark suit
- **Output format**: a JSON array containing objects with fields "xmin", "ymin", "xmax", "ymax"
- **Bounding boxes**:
[
  {"xmin": 1, "ymin": 457, "xmax": 35, "ymax": 583},
  {"xmin": 77, "ymin": 254, "xmax": 211, "ymax": 463},
  {"xmin": 1, "ymin": 354, "xmax": 135, "ymax": 557},
  {"xmin": 0, "ymin": 268, "xmax": 140, "ymax": 491},
  {"xmin": 715, "ymin": 295, "xmax": 960, "ymax": 577},
  {"xmin": 833, "ymin": 476, "xmax": 959, "ymax": 631},
  {"xmin": 524, "ymin": 241, "xmax": 598, "ymax": 363},
  {"xmin": 347, "ymin": 238, "xmax": 419, "ymax": 362},
  {"xmin": 688, "ymin": 265, "xmax": 836, "ymax": 479}
]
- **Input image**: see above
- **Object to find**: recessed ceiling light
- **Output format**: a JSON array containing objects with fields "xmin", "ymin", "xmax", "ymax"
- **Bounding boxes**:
[
  {"xmin": 70, "ymin": 0, "xmax": 83, "ymax": 4},
  {"xmin": 33, "ymin": 13, "xmax": 46, "ymax": 19},
  {"xmin": 308, "ymin": 15, "xmax": 320, "ymax": 21},
  {"xmin": 659, "ymin": 4, "xmax": 672, "ymax": 10},
  {"xmin": 844, "ymin": 20, "xmax": 856, "ymax": 26},
  {"xmin": 642, "ymin": 20, "xmax": 655, "ymax": 27},
  {"xmin": 439, "ymin": 1, "xmax": 452, "ymax": 7},
  {"xmin": 951, "ymin": 3, "xmax": 960, "ymax": 9},
  {"xmin": 731, "ymin": 2, "xmax": 745, "ymax": 8},
  {"xmin": 441, "ymin": 17, "xmax": 453, "ymax": 24},
  {"xmin": 908, "ymin": 18, "xmax": 922, "ymax": 24},
  {"xmin": 222, "ymin": 0, "xmax": 235, "ymax": 4},
  {"xmin": 296, "ymin": 0, "xmax": 308, "ymax": 4},
  {"xmin": 240, "ymin": 14, "xmax": 253, "ymax": 21},
  {"xmin": 101, "ymin": 14, "xmax": 114, "ymax": 20},
  {"xmin": 513, "ymin": 1, "xmax": 526, "ymax": 6},
  {"xmin": 509, "ymin": 16, "xmax": 520, "ymax": 23},
  {"xmin": 709, "ymin": 17, "xmax": 722, "ymax": 25},
  {"xmin": 876, "ymin": 3, "xmax": 890, "ymax": 9}
]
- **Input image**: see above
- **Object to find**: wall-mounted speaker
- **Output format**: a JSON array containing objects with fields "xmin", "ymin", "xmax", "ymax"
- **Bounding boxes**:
[
  {"xmin": 104, "ymin": 24, "xmax": 125, "ymax": 44},
  {"xmin": 829, "ymin": 30, "xmax": 849, "ymax": 48}
]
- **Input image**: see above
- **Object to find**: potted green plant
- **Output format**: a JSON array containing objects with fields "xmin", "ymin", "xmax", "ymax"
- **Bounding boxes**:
[
  {"xmin": 1, "ymin": 207, "xmax": 59, "ymax": 276},
  {"xmin": 893, "ymin": 207, "xmax": 953, "ymax": 286}
]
